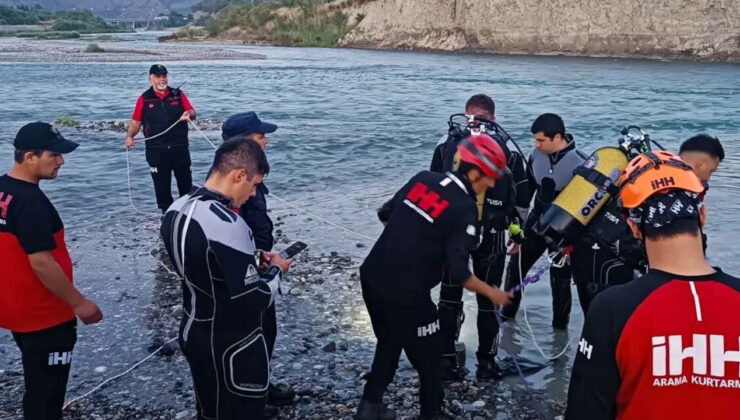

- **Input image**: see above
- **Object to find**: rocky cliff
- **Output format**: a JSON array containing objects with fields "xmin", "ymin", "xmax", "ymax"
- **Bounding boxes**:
[{"xmin": 338, "ymin": 0, "xmax": 740, "ymax": 62}]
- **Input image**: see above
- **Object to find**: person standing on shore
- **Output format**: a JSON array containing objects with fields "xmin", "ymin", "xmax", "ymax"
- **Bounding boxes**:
[
  {"xmin": 356, "ymin": 134, "xmax": 512, "ymax": 420},
  {"xmin": 220, "ymin": 112, "xmax": 297, "ymax": 415},
  {"xmin": 125, "ymin": 64, "xmax": 196, "ymax": 213},
  {"xmin": 161, "ymin": 139, "xmax": 292, "ymax": 419},
  {"xmin": 0, "ymin": 122, "xmax": 103, "ymax": 420}
]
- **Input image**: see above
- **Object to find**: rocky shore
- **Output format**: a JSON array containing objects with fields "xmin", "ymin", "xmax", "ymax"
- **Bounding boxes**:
[
  {"xmin": 0, "ymin": 37, "xmax": 264, "ymax": 63},
  {"xmin": 0, "ymin": 205, "xmax": 562, "ymax": 420}
]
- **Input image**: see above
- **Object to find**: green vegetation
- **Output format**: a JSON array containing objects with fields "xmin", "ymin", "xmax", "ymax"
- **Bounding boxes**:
[
  {"xmin": 85, "ymin": 43, "xmax": 105, "ymax": 52},
  {"xmin": 172, "ymin": 26, "xmax": 208, "ymax": 39},
  {"xmin": 0, "ymin": 5, "xmax": 129, "ymax": 36},
  {"xmin": 54, "ymin": 116, "xmax": 81, "ymax": 127},
  {"xmin": 16, "ymin": 31, "xmax": 81, "ymax": 39},
  {"xmin": 205, "ymin": 0, "xmax": 354, "ymax": 47}
]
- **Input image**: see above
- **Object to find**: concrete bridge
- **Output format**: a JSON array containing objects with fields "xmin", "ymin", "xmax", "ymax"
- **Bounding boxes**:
[{"xmin": 105, "ymin": 17, "xmax": 168, "ymax": 31}]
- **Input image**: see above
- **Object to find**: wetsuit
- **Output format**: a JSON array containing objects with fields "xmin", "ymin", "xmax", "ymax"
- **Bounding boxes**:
[
  {"xmin": 571, "ymin": 199, "xmax": 644, "ymax": 313},
  {"xmin": 503, "ymin": 136, "xmax": 588, "ymax": 327},
  {"xmin": 361, "ymin": 171, "xmax": 478, "ymax": 418},
  {"xmin": 132, "ymin": 86, "xmax": 194, "ymax": 212},
  {"xmin": 566, "ymin": 269, "xmax": 740, "ymax": 420},
  {"xmin": 160, "ymin": 187, "xmax": 281, "ymax": 419},
  {"xmin": 238, "ymin": 183, "xmax": 277, "ymax": 358},
  {"xmin": 431, "ymin": 130, "xmax": 529, "ymax": 362},
  {"xmin": 0, "ymin": 174, "xmax": 77, "ymax": 420}
]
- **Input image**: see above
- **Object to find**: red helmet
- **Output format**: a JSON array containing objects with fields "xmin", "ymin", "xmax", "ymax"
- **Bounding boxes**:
[{"xmin": 457, "ymin": 134, "xmax": 507, "ymax": 179}]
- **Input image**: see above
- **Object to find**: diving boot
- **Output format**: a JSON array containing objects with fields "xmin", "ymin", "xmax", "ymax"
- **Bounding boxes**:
[
  {"xmin": 440, "ymin": 355, "xmax": 466, "ymax": 382},
  {"xmin": 354, "ymin": 400, "xmax": 397, "ymax": 420},
  {"xmin": 475, "ymin": 352, "xmax": 503, "ymax": 380},
  {"xmin": 268, "ymin": 382, "xmax": 296, "ymax": 406}
]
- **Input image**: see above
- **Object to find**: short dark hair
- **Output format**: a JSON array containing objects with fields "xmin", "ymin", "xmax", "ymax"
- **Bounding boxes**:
[
  {"xmin": 14, "ymin": 149, "xmax": 42, "ymax": 164},
  {"xmin": 531, "ymin": 113, "xmax": 565, "ymax": 138},
  {"xmin": 679, "ymin": 134, "xmax": 724, "ymax": 162},
  {"xmin": 210, "ymin": 138, "xmax": 269, "ymax": 178},
  {"xmin": 642, "ymin": 217, "xmax": 701, "ymax": 241},
  {"xmin": 465, "ymin": 94, "xmax": 495, "ymax": 116}
]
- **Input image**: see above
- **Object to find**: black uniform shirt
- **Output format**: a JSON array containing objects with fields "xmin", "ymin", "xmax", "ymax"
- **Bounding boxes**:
[{"xmin": 361, "ymin": 171, "xmax": 478, "ymax": 305}]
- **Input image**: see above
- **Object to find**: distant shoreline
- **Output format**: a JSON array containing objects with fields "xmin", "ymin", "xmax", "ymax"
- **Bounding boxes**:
[{"xmin": 0, "ymin": 36, "xmax": 265, "ymax": 63}]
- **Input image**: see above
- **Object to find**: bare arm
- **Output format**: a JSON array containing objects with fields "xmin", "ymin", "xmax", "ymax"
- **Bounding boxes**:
[
  {"xmin": 28, "ymin": 251, "xmax": 102, "ymax": 324},
  {"xmin": 125, "ymin": 120, "xmax": 142, "ymax": 147},
  {"xmin": 462, "ymin": 274, "xmax": 511, "ymax": 307}
]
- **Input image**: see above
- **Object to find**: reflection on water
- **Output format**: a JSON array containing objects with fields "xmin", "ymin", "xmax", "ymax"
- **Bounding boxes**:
[{"xmin": 1, "ymin": 33, "xmax": 739, "ymax": 404}]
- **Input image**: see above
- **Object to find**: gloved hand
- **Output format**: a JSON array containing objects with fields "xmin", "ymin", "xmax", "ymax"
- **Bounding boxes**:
[
  {"xmin": 507, "ymin": 222, "xmax": 525, "ymax": 255},
  {"xmin": 508, "ymin": 223, "xmax": 525, "ymax": 244}
]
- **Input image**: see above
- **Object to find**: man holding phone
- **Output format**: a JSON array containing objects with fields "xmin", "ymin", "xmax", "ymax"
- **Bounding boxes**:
[
  {"xmin": 221, "ymin": 111, "xmax": 298, "ymax": 413},
  {"xmin": 161, "ymin": 139, "xmax": 292, "ymax": 419}
]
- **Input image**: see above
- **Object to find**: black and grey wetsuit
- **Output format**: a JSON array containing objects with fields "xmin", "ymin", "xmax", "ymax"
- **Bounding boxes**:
[
  {"xmin": 160, "ymin": 187, "xmax": 281, "ymax": 420},
  {"xmin": 503, "ymin": 136, "xmax": 588, "ymax": 326}
]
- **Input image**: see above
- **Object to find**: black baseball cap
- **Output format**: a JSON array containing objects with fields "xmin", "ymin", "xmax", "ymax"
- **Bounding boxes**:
[
  {"xmin": 149, "ymin": 64, "xmax": 168, "ymax": 75},
  {"xmin": 14, "ymin": 122, "xmax": 79, "ymax": 153}
]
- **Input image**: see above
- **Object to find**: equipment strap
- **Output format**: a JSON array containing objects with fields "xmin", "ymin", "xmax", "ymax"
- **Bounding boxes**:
[{"xmin": 573, "ymin": 166, "xmax": 619, "ymax": 196}]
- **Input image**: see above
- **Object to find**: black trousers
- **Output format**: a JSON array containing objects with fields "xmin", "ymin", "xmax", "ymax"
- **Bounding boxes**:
[
  {"xmin": 180, "ymin": 320, "xmax": 269, "ymax": 420},
  {"xmin": 12, "ymin": 320, "xmax": 77, "ymax": 420},
  {"xmin": 502, "ymin": 215, "xmax": 574, "ymax": 324},
  {"xmin": 439, "ymin": 231, "xmax": 506, "ymax": 358},
  {"xmin": 145, "ymin": 146, "xmax": 192, "ymax": 212},
  {"xmin": 361, "ymin": 279, "xmax": 443, "ymax": 419}
]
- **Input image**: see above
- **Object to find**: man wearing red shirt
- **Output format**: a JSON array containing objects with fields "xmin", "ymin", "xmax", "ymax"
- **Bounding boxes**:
[
  {"xmin": 566, "ymin": 151, "xmax": 740, "ymax": 420},
  {"xmin": 0, "ymin": 122, "xmax": 103, "ymax": 420},
  {"xmin": 125, "ymin": 64, "xmax": 196, "ymax": 213}
]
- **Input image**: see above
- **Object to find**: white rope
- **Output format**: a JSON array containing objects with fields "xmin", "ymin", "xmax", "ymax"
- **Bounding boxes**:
[
  {"xmin": 269, "ymin": 193, "xmax": 376, "ymax": 242},
  {"xmin": 188, "ymin": 124, "xmax": 377, "ymax": 242},
  {"xmin": 187, "ymin": 119, "xmax": 218, "ymax": 149},
  {"xmin": 518, "ymin": 253, "xmax": 575, "ymax": 361},
  {"xmin": 62, "ymin": 337, "xmax": 178, "ymax": 410}
]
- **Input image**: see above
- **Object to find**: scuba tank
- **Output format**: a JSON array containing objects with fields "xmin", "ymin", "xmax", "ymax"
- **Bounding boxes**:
[{"xmin": 534, "ymin": 126, "xmax": 657, "ymax": 251}]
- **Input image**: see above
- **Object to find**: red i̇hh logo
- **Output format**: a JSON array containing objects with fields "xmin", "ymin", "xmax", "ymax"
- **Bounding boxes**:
[{"xmin": 403, "ymin": 182, "xmax": 449, "ymax": 222}]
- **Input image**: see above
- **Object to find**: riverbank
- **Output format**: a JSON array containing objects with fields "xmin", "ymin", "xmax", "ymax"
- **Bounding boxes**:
[
  {"xmin": 0, "ymin": 205, "xmax": 562, "ymax": 419},
  {"xmin": 189, "ymin": 0, "xmax": 739, "ymax": 63},
  {"xmin": 0, "ymin": 36, "xmax": 264, "ymax": 62}
]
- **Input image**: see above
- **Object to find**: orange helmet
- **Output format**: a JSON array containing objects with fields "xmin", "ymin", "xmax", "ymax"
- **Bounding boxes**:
[{"xmin": 619, "ymin": 150, "xmax": 705, "ymax": 209}]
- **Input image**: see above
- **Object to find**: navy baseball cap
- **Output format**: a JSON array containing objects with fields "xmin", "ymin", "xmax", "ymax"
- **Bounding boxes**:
[
  {"xmin": 221, "ymin": 112, "xmax": 278, "ymax": 140},
  {"xmin": 149, "ymin": 64, "xmax": 168, "ymax": 75},
  {"xmin": 14, "ymin": 122, "xmax": 78, "ymax": 153}
]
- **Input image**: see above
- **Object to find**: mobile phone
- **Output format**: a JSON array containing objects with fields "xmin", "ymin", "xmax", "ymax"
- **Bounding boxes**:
[{"xmin": 280, "ymin": 241, "xmax": 307, "ymax": 259}]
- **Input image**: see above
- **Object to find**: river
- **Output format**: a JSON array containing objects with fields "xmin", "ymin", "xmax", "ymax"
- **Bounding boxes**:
[{"xmin": 0, "ymin": 32, "xmax": 739, "ymax": 419}]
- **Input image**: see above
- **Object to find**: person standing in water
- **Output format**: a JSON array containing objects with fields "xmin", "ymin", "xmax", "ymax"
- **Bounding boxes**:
[{"xmin": 125, "ymin": 64, "xmax": 196, "ymax": 213}]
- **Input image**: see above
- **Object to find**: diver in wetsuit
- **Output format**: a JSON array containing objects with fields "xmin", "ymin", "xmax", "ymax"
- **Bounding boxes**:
[
  {"xmin": 430, "ymin": 94, "xmax": 529, "ymax": 379},
  {"xmin": 503, "ymin": 113, "xmax": 589, "ymax": 328},
  {"xmin": 160, "ymin": 139, "xmax": 292, "ymax": 420}
]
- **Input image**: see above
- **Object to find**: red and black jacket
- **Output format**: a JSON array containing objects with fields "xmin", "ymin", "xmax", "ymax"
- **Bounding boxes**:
[
  {"xmin": 141, "ymin": 86, "xmax": 188, "ymax": 148},
  {"xmin": 566, "ymin": 269, "xmax": 740, "ymax": 420}
]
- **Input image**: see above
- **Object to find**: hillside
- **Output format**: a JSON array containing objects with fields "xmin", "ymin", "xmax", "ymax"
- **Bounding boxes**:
[
  {"xmin": 0, "ymin": 0, "xmax": 199, "ymax": 19},
  {"xmin": 338, "ymin": 0, "xmax": 739, "ymax": 62}
]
